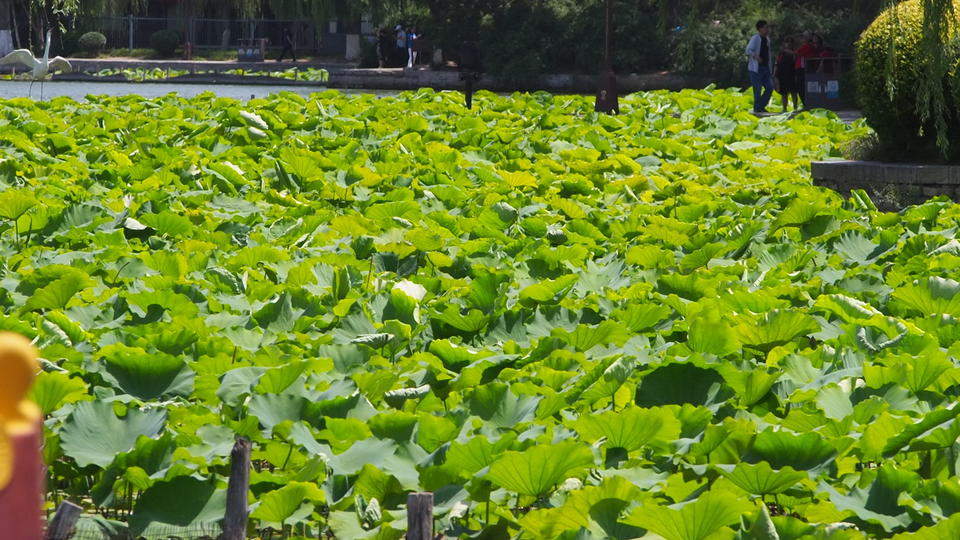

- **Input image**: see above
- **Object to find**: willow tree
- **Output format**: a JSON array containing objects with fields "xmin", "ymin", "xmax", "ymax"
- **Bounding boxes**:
[{"xmin": 905, "ymin": 0, "xmax": 956, "ymax": 154}]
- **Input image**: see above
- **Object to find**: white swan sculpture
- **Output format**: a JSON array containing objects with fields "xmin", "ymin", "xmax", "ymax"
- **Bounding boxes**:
[{"xmin": 0, "ymin": 30, "xmax": 71, "ymax": 100}]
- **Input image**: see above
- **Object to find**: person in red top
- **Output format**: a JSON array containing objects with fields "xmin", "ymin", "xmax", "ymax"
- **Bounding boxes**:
[
  {"xmin": 794, "ymin": 32, "xmax": 821, "ymax": 107},
  {"xmin": 818, "ymin": 39, "xmax": 838, "ymax": 74}
]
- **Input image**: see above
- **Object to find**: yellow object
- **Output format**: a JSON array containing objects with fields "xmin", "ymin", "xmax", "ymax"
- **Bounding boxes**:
[
  {"xmin": 0, "ymin": 332, "xmax": 37, "ymax": 491},
  {"xmin": 0, "ymin": 333, "xmax": 39, "ymax": 432}
]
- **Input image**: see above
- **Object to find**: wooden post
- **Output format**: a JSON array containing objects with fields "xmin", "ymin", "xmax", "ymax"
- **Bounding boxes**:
[
  {"xmin": 406, "ymin": 492, "xmax": 433, "ymax": 540},
  {"xmin": 222, "ymin": 437, "xmax": 251, "ymax": 540},
  {"xmin": 45, "ymin": 501, "xmax": 82, "ymax": 540}
]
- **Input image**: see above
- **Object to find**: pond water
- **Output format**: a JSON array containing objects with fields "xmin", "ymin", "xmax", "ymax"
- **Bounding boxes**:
[{"xmin": 0, "ymin": 80, "xmax": 398, "ymax": 101}]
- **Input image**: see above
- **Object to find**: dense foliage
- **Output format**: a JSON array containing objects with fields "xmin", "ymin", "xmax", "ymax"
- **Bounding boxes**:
[
  {"xmin": 6, "ymin": 88, "xmax": 960, "ymax": 539},
  {"xmin": 858, "ymin": 0, "xmax": 960, "ymax": 161}
]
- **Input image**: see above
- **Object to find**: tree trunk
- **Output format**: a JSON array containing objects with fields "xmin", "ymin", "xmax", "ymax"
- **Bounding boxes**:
[{"xmin": 0, "ymin": 0, "xmax": 12, "ymax": 56}]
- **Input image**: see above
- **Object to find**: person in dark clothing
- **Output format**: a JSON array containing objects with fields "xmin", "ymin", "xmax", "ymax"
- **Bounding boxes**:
[
  {"xmin": 376, "ymin": 28, "xmax": 392, "ymax": 68},
  {"xmin": 775, "ymin": 36, "xmax": 800, "ymax": 111},
  {"xmin": 277, "ymin": 27, "xmax": 296, "ymax": 62},
  {"xmin": 459, "ymin": 40, "xmax": 482, "ymax": 109}
]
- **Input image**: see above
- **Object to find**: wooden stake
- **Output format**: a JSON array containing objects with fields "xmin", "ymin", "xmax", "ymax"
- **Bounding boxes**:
[
  {"xmin": 406, "ymin": 492, "xmax": 433, "ymax": 540},
  {"xmin": 222, "ymin": 437, "xmax": 251, "ymax": 540},
  {"xmin": 45, "ymin": 501, "xmax": 81, "ymax": 540}
]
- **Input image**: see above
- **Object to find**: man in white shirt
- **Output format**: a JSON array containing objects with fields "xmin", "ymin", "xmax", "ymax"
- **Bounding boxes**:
[{"xmin": 745, "ymin": 20, "xmax": 774, "ymax": 113}]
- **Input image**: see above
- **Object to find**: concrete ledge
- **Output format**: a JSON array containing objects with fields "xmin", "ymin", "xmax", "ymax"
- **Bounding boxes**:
[
  {"xmin": 50, "ymin": 72, "xmax": 326, "ymax": 87},
  {"xmin": 812, "ymin": 160, "xmax": 960, "ymax": 210},
  {"xmin": 13, "ymin": 58, "xmax": 712, "ymax": 93}
]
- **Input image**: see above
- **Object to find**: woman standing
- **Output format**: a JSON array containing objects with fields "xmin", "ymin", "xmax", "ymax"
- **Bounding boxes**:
[
  {"xmin": 395, "ymin": 25, "xmax": 406, "ymax": 65},
  {"xmin": 775, "ymin": 36, "xmax": 800, "ymax": 111},
  {"xmin": 406, "ymin": 27, "xmax": 418, "ymax": 68}
]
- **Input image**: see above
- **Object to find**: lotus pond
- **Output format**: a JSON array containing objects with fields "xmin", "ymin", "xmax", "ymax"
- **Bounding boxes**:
[{"xmin": 5, "ymin": 88, "xmax": 960, "ymax": 539}]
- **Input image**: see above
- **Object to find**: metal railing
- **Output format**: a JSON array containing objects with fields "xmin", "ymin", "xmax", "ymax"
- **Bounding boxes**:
[
  {"xmin": 86, "ymin": 16, "xmax": 324, "ymax": 52},
  {"xmin": 802, "ymin": 56, "xmax": 855, "ymax": 110}
]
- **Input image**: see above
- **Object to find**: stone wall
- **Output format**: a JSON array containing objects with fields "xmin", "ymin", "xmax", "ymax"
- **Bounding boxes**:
[{"xmin": 811, "ymin": 160, "xmax": 960, "ymax": 210}]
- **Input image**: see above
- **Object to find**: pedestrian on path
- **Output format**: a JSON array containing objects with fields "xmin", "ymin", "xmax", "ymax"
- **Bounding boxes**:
[
  {"xmin": 745, "ymin": 20, "xmax": 774, "ymax": 113},
  {"xmin": 406, "ymin": 27, "xmax": 418, "ymax": 68},
  {"xmin": 277, "ymin": 27, "xmax": 296, "ymax": 62},
  {"xmin": 775, "ymin": 36, "xmax": 800, "ymax": 111},
  {"xmin": 395, "ymin": 25, "xmax": 406, "ymax": 60}
]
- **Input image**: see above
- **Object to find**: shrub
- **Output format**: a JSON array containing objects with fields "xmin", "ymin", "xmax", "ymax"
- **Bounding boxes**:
[
  {"xmin": 150, "ymin": 29, "xmax": 180, "ymax": 57},
  {"xmin": 78, "ymin": 32, "xmax": 106, "ymax": 55},
  {"xmin": 856, "ymin": 0, "xmax": 960, "ymax": 161}
]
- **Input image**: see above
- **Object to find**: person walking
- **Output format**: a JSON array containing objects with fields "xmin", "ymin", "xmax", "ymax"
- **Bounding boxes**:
[
  {"xmin": 774, "ymin": 36, "xmax": 800, "ymax": 111},
  {"xmin": 745, "ymin": 20, "xmax": 774, "ymax": 113},
  {"xmin": 406, "ymin": 27, "xmax": 418, "ymax": 68},
  {"xmin": 277, "ymin": 27, "xmax": 296, "ymax": 62},
  {"xmin": 794, "ymin": 31, "xmax": 820, "ymax": 106}
]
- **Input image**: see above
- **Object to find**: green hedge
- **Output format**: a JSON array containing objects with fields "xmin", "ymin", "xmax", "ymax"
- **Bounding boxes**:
[
  {"xmin": 856, "ymin": 0, "xmax": 960, "ymax": 160},
  {"xmin": 78, "ymin": 32, "xmax": 106, "ymax": 55},
  {"xmin": 150, "ymin": 29, "xmax": 180, "ymax": 58}
]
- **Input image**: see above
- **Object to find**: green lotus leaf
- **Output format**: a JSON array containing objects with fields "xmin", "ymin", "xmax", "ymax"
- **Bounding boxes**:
[
  {"xmin": 519, "ymin": 274, "xmax": 578, "ymax": 307},
  {"xmin": 625, "ymin": 489, "xmax": 754, "ymax": 540},
  {"xmin": 733, "ymin": 310, "xmax": 819, "ymax": 351},
  {"xmin": 468, "ymin": 382, "xmax": 540, "ymax": 428},
  {"xmin": 100, "ymin": 343, "xmax": 194, "ymax": 400},
  {"xmin": 129, "ymin": 476, "xmax": 227, "ymax": 536},
  {"xmin": 636, "ymin": 362, "xmax": 728, "ymax": 407},
  {"xmin": 138, "ymin": 211, "xmax": 193, "ymax": 237},
  {"xmin": 718, "ymin": 461, "xmax": 806, "ymax": 495},
  {"xmin": 487, "ymin": 441, "xmax": 594, "ymax": 496},
  {"xmin": 23, "ymin": 273, "xmax": 91, "ymax": 312},
  {"xmin": 60, "ymin": 401, "xmax": 167, "ymax": 468},
  {"xmin": 432, "ymin": 305, "xmax": 488, "ymax": 332},
  {"xmin": 819, "ymin": 463, "xmax": 919, "ymax": 532},
  {"xmin": 814, "ymin": 294, "xmax": 882, "ymax": 323},
  {"xmin": 747, "ymin": 429, "xmax": 838, "ymax": 472},
  {"xmin": 891, "ymin": 277, "xmax": 960, "ymax": 317},
  {"xmin": 29, "ymin": 371, "xmax": 88, "ymax": 415},
  {"xmin": 883, "ymin": 405, "xmax": 960, "ymax": 457},
  {"xmin": 260, "ymin": 294, "xmax": 305, "ymax": 336},
  {"xmin": 892, "ymin": 513, "xmax": 960, "ymax": 539},
  {"xmin": 519, "ymin": 476, "xmax": 645, "ymax": 538},
  {"xmin": 248, "ymin": 393, "xmax": 312, "ymax": 430},
  {"xmin": 687, "ymin": 311, "xmax": 739, "ymax": 357},
  {"xmin": 250, "ymin": 481, "xmax": 325, "ymax": 528},
  {"xmin": 445, "ymin": 434, "xmax": 516, "ymax": 475},
  {"xmin": 0, "ymin": 189, "xmax": 37, "ymax": 220},
  {"xmin": 389, "ymin": 280, "xmax": 426, "ymax": 324},
  {"xmin": 574, "ymin": 406, "xmax": 681, "ymax": 452}
]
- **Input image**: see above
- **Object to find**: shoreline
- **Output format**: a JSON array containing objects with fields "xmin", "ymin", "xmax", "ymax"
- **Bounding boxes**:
[{"xmin": 36, "ymin": 58, "xmax": 715, "ymax": 94}]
